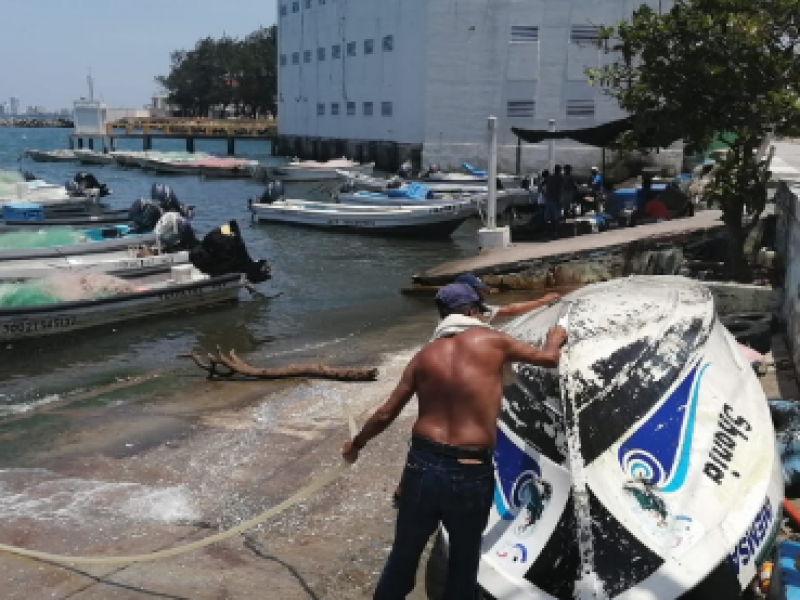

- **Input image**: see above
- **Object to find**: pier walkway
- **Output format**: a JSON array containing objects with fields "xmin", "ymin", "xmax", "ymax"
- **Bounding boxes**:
[{"xmin": 416, "ymin": 209, "xmax": 726, "ymax": 285}]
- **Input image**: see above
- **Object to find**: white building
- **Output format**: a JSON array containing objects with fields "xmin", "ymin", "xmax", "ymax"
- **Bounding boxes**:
[
  {"xmin": 9, "ymin": 97, "xmax": 20, "ymax": 116},
  {"xmin": 276, "ymin": 0, "xmax": 679, "ymax": 173}
]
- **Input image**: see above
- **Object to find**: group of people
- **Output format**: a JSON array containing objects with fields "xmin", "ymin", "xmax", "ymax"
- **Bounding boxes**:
[
  {"xmin": 343, "ymin": 274, "xmax": 566, "ymax": 599},
  {"xmin": 534, "ymin": 165, "xmax": 603, "ymax": 238}
]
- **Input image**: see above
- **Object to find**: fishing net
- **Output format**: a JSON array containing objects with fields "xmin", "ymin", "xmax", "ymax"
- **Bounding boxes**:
[
  {"xmin": 0, "ymin": 229, "xmax": 86, "ymax": 250},
  {"xmin": 0, "ymin": 273, "xmax": 138, "ymax": 308}
]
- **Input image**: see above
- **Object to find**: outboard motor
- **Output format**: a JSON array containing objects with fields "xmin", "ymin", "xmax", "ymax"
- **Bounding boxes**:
[
  {"xmin": 189, "ymin": 220, "xmax": 271, "ymax": 283},
  {"xmin": 21, "ymin": 170, "xmax": 37, "ymax": 182},
  {"xmin": 151, "ymin": 183, "xmax": 190, "ymax": 217},
  {"xmin": 65, "ymin": 180, "xmax": 82, "ymax": 197},
  {"xmin": 128, "ymin": 198, "xmax": 163, "ymax": 233},
  {"xmin": 73, "ymin": 172, "xmax": 111, "ymax": 197},
  {"xmin": 259, "ymin": 181, "xmax": 285, "ymax": 204},
  {"xmin": 386, "ymin": 176, "xmax": 403, "ymax": 190},
  {"xmin": 154, "ymin": 212, "xmax": 198, "ymax": 251},
  {"xmin": 521, "ymin": 175, "xmax": 532, "ymax": 191},
  {"xmin": 339, "ymin": 180, "xmax": 356, "ymax": 194},
  {"xmin": 397, "ymin": 160, "xmax": 413, "ymax": 179}
]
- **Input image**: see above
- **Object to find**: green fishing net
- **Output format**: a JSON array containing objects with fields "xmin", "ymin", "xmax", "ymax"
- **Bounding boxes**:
[
  {"xmin": 0, "ymin": 282, "xmax": 60, "ymax": 307},
  {"xmin": 0, "ymin": 229, "xmax": 86, "ymax": 249}
]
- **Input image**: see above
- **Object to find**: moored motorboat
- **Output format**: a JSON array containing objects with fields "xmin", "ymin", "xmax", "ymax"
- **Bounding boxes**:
[
  {"xmin": 258, "ymin": 158, "xmax": 375, "ymax": 182},
  {"xmin": 0, "ymin": 225, "xmax": 156, "ymax": 260},
  {"xmin": 0, "ymin": 269, "xmax": 244, "ymax": 342},
  {"xmin": 198, "ymin": 158, "xmax": 260, "ymax": 179},
  {"xmin": 475, "ymin": 276, "xmax": 782, "ymax": 599},
  {"xmin": 24, "ymin": 149, "xmax": 79, "ymax": 163},
  {"xmin": 249, "ymin": 197, "xmax": 473, "ymax": 239},
  {"xmin": 73, "ymin": 149, "xmax": 115, "ymax": 166},
  {"xmin": 0, "ymin": 247, "xmax": 190, "ymax": 282}
]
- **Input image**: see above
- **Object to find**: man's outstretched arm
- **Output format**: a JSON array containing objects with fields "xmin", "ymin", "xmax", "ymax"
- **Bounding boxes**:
[
  {"xmin": 495, "ymin": 293, "xmax": 561, "ymax": 319},
  {"xmin": 503, "ymin": 326, "xmax": 567, "ymax": 368},
  {"xmin": 342, "ymin": 359, "xmax": 417, "ymax": 463}
]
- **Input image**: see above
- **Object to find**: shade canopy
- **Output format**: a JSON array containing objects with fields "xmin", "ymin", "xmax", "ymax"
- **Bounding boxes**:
[{"xmin": 511, "ymin": 115, "xmax": 680, "ymax": 149}]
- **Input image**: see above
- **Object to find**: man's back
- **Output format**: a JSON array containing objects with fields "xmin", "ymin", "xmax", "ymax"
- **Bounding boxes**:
[
  {"xmin": 412, "ymin": 328, "xmax": 508, "ymax": 448},
  {"xmin": 409, "ymin": 327, "xmax": 560, "ymax": 448}
]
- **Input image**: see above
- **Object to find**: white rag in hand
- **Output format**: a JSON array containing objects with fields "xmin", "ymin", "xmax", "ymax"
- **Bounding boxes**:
[{"xmin": 431, "ymin": 315, "xmax": 518, "ymax": 387}]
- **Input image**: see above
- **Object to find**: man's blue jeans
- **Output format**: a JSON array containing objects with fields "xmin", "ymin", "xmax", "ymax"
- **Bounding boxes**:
[{"xmin": 373, "ymin": 444, "xmax": 494, "ymax": 600}]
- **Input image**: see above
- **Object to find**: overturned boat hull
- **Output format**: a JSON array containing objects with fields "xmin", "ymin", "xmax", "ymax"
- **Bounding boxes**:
[{"xmin": 480, "ymin": 276, "xmax": 783, "ymax": 599}]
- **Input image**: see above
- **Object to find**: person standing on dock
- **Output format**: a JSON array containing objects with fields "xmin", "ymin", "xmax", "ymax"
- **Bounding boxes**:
[
  {"xmin": 544, "ymin": 164, "xmax": 564, "ymax": 238},
  {"xmin": 343, "ymin": 283, "xmax": 567, "ymax": 600},
  {"xmin": 453, "ymin": 273, "xmax": 560, "ymax": 321},
  {"xmin": 561, "ymin": 164, "xmax": 578, "ymax": 218}
]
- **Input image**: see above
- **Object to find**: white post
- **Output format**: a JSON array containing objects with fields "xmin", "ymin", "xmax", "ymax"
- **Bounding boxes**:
[
  {"xmin": 548, "ymin": 119, "xmax": 556, "ymax": 172},
  {"xmin": 477, "ymin": 115, "xmax": 511, "ymax": 251},
  {"xmin": 487, "ymin": 116, "xmax": 498, "ymax": 230}
]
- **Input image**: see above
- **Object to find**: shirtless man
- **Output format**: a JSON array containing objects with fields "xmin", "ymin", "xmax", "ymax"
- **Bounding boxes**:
[{"xmin": 343, "ymin": 284, "xmax": 567, "ymax": 600}]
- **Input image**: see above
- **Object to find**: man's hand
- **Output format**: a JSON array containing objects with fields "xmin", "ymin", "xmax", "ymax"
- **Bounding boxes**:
[
  {"xmin": 342, "ymin": 441, "xmax": 360, "ymax": 464},
  {"xmin": 541, "ymin": 292, "xmax": 561, "ymax": 304},
  {"xmin": 545, "ymin": 326, "xmax": 568, "ymax": 349}
]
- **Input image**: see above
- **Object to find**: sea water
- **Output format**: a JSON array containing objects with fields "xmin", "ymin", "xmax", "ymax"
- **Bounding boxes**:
[{"xmin": 0, "ymin": 127, "xmax": 481, "ymax": 411}]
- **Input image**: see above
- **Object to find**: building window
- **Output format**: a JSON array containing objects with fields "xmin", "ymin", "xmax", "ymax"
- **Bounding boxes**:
[
  {"xmin": 566, "ymin": 99, "xmax": 595, "ymax": 117},
  {"xmin": 292, "ymin": 52, "xmax": 299, "ymax": 65},
  {"xmin": 304, "ymin": 50, "xmax": 312, "ymax": 63},
  {"xmin": 364, "ymin": 39, "xmax": 374, "ymax": 55},
  {"xmin": 510, "ymin": 26, "xmax": 539, "ymax": 42},
  {"xmin": 317, "ymin": 103, "xmax": 325, "ymax": 116},
  {"xmin": 332, "ymin": 44, "xmax": 341, "ymax": 59},
  {"xmin": 304, "ymin": 0, "xmax": 311, "ymax": 7},
  {"xmin": 346, "ymin": 101, "xmax": 356, "ymax": 116},
  {"xmin": 382, "ymin": 35, "xmax": 394, "ymax": 52},
  {"xmin": 318, "ymin": 47, "xmax": 325, "ymax": 61},
  {"xmin": 292, "ymin": 1, "xmax": 299, "ymax": 12},
  {"xmin": 331, "ymin": 102, "xmax": 340, "ymax": 115},
  {"xmin": 507, "ymin": 100, "xmax": 535, "ymax": 118},
  {"xmin": 280, "ymin": 54, "xmax": 287, "ymax": 66},
  {"xmin": 381, "ymin": 101, "xmax": 393, "ymax": 116},
  {"xmin": 280, "ymin": 4, "xmax": 287, "ymax": 16},
  {"xmin": 347, "ymin": 41, "xmax": 356, "ymax": 56},
  {"xmin": 363, "ymin": 101, "xmax": 373, "ymax": 116},
  {"xmin": 570, "ymin": 25, "xmax": 600, "ymax": 44}
]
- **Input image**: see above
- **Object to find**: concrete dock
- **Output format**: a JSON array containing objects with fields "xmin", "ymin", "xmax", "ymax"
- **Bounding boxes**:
[{"xmin": 415, "ymin": 209, "xmax": 726, "ymax": 287}]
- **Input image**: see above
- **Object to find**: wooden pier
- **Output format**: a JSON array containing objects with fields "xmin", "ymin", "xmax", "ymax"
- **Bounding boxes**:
[{"xmin": 69, "ymin": 117, "xmax": 278, "ymax": 155}]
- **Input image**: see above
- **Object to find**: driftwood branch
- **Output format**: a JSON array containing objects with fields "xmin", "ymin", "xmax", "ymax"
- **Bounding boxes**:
[{"xmin": 179, "ymin": 347, "xmax": 378, "ymax": 382}]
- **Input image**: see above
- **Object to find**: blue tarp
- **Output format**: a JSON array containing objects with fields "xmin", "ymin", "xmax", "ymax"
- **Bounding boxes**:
[
  {"xmin": 780, "ymin": 541, "xmax": 800, "ymax": 599},
  {"xmin": 462, "ymin": 163, "xmax": 487, "ymax": 178},
  {"xmin": 387, "ymin": 183, "xmax": 429, "ymax": 200}
]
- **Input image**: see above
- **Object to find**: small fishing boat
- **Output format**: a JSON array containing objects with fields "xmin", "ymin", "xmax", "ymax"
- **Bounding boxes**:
[
  {"xmin": 476, "ymin": 276, "xmax": 782, "ymax": 599},
  {"xmin": 335, "ymin": 188, "xmax": 513, "ymax": 216},
  {"xmin": 0, "ymin": 225, "xmax": 156, "ymax": 260},
  {"xmin": 0, "ymin": 269, "xmax": 244, "ymax": 342},
  {"xmin": 24, "ymin": 149, "xmax": 79, "ymax": 163},
  {"xmin": 73, "ymin": 149, "xmax": 115, "ymax": 166},
  {"xmin": 0, "ymin": 247, "xmax": 190, "ymax": 282},
  {"xmin": 142, "ymin": 157, "xmax": 203, "ymax": 175},
  {"xmin": 249, "ymin": 198, "xmax": 473, "ymax": 239},
  {"xmin": 0, "ymin": 210, "xmax": 132, "ymax": 232},
  {"xmin": 259, "ymin": 158, "xmax": 375, "ymax": 182},
  {"xmin": 198, "ymin": 158, "xmax": 260, "ymax": 179}
]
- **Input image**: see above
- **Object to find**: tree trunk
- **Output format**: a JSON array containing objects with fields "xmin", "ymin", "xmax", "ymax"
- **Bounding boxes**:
[{"xmin": 723, "ymin": 206, "xmax": 749, "ymax": 282}]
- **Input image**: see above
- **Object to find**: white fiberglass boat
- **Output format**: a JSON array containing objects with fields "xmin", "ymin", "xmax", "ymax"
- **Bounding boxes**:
[
  {"xmin": 262, "ymin": 158, "xmax": 375, "ymax": 182},
  {"xmin": 249, "ymin": 198, "xmax": 474, "ymax": 239},
  {"xmin": 476, "ymin": 276, "xmax": 782, "ymax": 599}
]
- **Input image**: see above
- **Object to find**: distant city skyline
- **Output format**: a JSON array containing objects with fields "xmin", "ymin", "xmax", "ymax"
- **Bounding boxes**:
[{"xmin": 0, "ymin": 0, "xmax": 276, "ymax": 109}]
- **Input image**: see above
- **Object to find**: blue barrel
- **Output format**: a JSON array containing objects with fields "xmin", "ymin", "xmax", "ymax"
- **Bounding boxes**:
[{"xmin": 2, "ymin": 202, "xmax": 44, "ymax": 222}]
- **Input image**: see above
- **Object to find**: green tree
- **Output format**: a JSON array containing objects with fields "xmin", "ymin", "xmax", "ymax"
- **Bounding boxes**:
[
  {"xmin": 591, "ymin": 0, "xmax": 800, "ymax": 280},
  {"xmin": 156, "ymin": 26, "xmax": 278, "ymax": 119}
]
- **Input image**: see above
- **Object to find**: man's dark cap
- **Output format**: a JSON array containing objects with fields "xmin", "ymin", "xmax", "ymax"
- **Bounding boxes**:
[
  {"xmin": 454, "ymin": 273, "xmax": 490, "ymax": 290},
  {"xmin": 435, "ymin": 283, "xmax": 489, "ymax": 313}
]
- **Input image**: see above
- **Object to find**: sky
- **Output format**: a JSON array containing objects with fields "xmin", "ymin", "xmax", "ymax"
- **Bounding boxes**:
[{"xmin": 0, "ymin": 0, "xmax": 276, "ymax": 111}]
